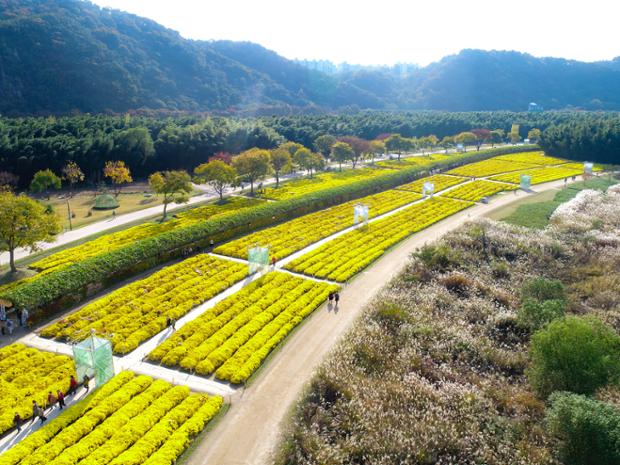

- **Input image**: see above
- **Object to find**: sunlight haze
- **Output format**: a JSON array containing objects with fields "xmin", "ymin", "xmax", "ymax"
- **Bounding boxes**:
[{"xmin": 89, "ymin": 0, "xmax": 620, "ymax": 65}]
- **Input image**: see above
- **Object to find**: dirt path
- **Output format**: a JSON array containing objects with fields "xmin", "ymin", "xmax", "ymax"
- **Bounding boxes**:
[{"xmin": 186, "ymin": 178, "xmax": 572, "ymax": 465}]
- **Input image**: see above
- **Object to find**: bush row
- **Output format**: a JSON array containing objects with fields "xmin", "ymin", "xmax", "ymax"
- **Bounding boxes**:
[{"xmin": 2, "ymin": 145, "xmax": 538, "ymax": 313}]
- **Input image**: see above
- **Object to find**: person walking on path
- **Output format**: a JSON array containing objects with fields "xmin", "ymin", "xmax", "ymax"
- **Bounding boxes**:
[
  {"xmin": 328, "ymin": 292, "xmax": 334, "ymax": 304},
  {"xmin": 20, "ymin": 308, "xmax": 28, "ymax": 327},
  {"xmin": 334, "ymin": 292, "xmax": 340, "ymax": 307},
  {"xmin": 271, "ymin": 256, "xmax": 277, "ymax": 268},
  {"xmin": 13, "ymin": 413, "xmax": 22, "ymax": 433},
  {"xmin": 68, "ymin": 375, "xmax": 78, "ymax": 396},
  {"xmin": 57, "ymin": 390, "xmax": 66, "ymax": 410},
  {"xmin": 166, "ymin": 317, "xmax": 176, "ymax": 330},
  {"xmin": 6, "ymin": 318, "xmax": 14, "ymax": 335},
  {"xmin": 83, "ymin": 374, "xmax": 91, "ymax": 393},
  {"xmin": 47, "ymin": 391, "xmax": 57, "ymax": 411},
  {"xmin": 32, "ymin": 401, "xmax": 46, "ymax": 424}
]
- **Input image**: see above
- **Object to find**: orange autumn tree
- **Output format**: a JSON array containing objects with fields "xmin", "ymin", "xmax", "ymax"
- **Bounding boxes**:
[{"xmin": 104, "ymin": 161, "xmax": 133, "ymax": 197}]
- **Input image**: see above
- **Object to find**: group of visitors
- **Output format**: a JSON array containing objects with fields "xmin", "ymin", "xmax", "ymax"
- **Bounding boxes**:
[
  {"xmin": 0, "ymin": 304, "xmax": 29, "ymax": 336},
  {"xmin": 12, "ymin": 374, "xmax": 91, "ymax": 434},
  {"xmin": 328, "ymin": 292, "xmax": 341, "ymax": 307}
]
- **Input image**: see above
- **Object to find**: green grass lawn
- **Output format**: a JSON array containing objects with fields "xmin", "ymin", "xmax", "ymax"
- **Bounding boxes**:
[{"xmin": 498, "ymin": 177, "xmax": 617, "ymax": 229}]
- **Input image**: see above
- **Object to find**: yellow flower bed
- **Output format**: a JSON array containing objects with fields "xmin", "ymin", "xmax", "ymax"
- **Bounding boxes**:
[
  {"xmin": 285, "ymin": 197, "xmax": 471, "ymax": 282},
  {"xmin": 40, "ymin": 255, "xmax": 247, "ymax": 354},
  {"xmin": 560, "ymin": 162, "xmax": 603, "ymax": 172},
  {"xmin": 148, "ymin": 272, "xmax": 338, "ymax": 384},
  {"xmin": 214, "ymin": 189, "xmax": 421, "ymax": 260},
  {"xmin": 375, "ymin": 153, "xmax": 451, "ymax": 170},
  {"xmin": 0, "ymin": 371, "xmax": 222, "ymax": 465},
  {"xmin": 260, "ymin": 167, "xmax": 396, "ymax": 200},
  {"xmin": 495, "ymin": 151, "xmax": 567, "ymax": 165},
  {"xmin": 396, "ymin": 174, "xmax": 467, "ymax": 193},
  {"xmin": 488, "ymin": 166, "xmax": 584, "ymax": 185},
  {"xmin": 0, "ymin": 344, "xmax": 76, "ymax": 436},
  {"xmin": 441, "ymin": 180, "xmax": 517, "ymax": 202},
  {"xmin": 446, "ymin": 158, "xmax": 540, "ymax": 177},
  {"xmin": 30, "ymin": 197, "xmax": 262, "ymax": 273}
]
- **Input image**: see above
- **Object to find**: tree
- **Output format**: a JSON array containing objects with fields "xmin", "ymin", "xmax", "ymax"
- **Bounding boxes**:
[
  {"xmin": 305, "ymin": 152, "xmax": 325, "ymax": 178},
  {"xmin": 528, "ymin": 316, "xmax": 620, "ymax": 397},
  {"xmin": 270, "ymin": 148, "xmax": 292, "ymax": 187},
  {"xmin": 293, "ymin": 148, "xmax": 312, "ymax": 174},
  {"xmin": 0, "ymin": 192, "xmax": 60, "ymax": 272},
  {"xmin": 148, "ymin": 170, "xmax": 193, "ymax": 220},
  {"xmin": 425, "ymin": 135, "xmax": 439, "ymax": 154},
  {"xmin": 509, "ymin": 124, "xmax": 521, "ymax": 144},
  {"xmin": 454, "ymin": 132, "xmax": 477, "ymax": 151},
  {"xmin": 113, "ymin": 127, "xmax": 155, "ymax": 169},
  {"xmin": 194, "ymin": 160, "xmax": 237, "ymax": 202},
  {"xmin": 314, "ymin": 135, "xmax": 337, "ymax": 159},
  {"xmin": 385, "ymin": 134, "xmax": 406, "ymax": 161},
  {"xmin": 489, "ymin": 129, "xmax": 505, "ymax": 147},
  {"xmin": 0, "ymin": 172, "xmax": 19, "ymax": 192},
  {"xmin": 440, "ymin": 136, "xmax": 454, "ymax": 154},
  {"xmin": 231, "ymin": 148, "xmax": 272, "ymax": 195},
  {"xmin": 330, "ymin": 142, "xmax": 354, "ymax": 171},
  {"xmin": 211, "ymin": 152, "xmax": 232, "ymax": 165},
  {"xmin": 471, "ymin": 128, "xmax": 491, "ymax": 150},
  {"xmin": 30, "ymin": 169, "xmax": 61, "ymax": 200},
  {"xmin": 338, "ymin": 136, "xmax": 370, "ymax": 168},
  {"xmin": 368, "ymin": 140, "xmax": 385, "ymax": 165},
  {"xmin": 62, "ymin": 161, "xmax": 84, "ymax": 231},
  {"xmin": 546, "ymin": 392, "xmax": 620, "ymax": 465},
  {"xmin": 527, "ymin": 128, "xmax": 542, "ymax": 143},
  {"xmin": 62, "ymin": 161, "xmax": 84, "ymax": 196},
  {"xmin": 103, "ymin": 161, "xmax": 133, "ymax": 197},
  {"xmin": 279, "ymin": 141, "xmax": 305, "ymax": 157}
]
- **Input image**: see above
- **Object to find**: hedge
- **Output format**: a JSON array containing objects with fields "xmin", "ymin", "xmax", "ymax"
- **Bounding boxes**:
[{"xmin": 2, "ymin": 145, "xmax": 538, "ymax": 313}]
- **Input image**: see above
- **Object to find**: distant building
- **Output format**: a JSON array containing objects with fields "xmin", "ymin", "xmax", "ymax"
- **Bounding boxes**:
[{"xmin": 528, "ymin": 102, "xmax": 543, "ymax": 112}]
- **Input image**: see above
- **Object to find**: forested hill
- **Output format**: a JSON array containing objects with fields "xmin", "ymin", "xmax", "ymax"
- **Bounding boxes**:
[{"xmin": 1, "ymin": 0, "xmax": 620, "ymax": 115}]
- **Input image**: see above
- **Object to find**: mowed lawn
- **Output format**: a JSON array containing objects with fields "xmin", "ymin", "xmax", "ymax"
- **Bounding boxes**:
[{"xmin": 37, "ymin": 183, "xmax": 166, "ymax": 229}]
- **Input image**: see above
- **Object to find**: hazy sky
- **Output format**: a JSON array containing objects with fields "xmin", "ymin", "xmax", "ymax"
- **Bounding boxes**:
[{"xmin": 90, "ymin": 0, "xmax": 620, "ymax": 66}]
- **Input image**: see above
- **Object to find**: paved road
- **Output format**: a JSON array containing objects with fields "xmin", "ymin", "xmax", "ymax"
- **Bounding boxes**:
[{"xmin": 185, "ymin": 178, "xmax": 572, "ymax": 465}]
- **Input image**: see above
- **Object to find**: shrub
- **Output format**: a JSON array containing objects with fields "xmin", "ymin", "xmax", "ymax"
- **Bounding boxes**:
[
  {"xmin": 521, "ymin": 277, "xmax": 566, "ymax": 303},
  {"xmin": 546, "ymin": 392, "xmax": 620, "ymax": 465},
  {"xmin": 528, "ymin": 316, "xmax": 620, "ymax": 397},
  {"xmin": 440, "ymin": 272, "xmax": 472, "ymax": 295},
  {"xmin": 491, "ymin": 260, "xmax": 510, "ymax": 279},
  {"xmin": 373, "ymin": 301, "xmax": 409, "ymax": 333},
  {"xmin": 517, "ymin": 298, "xmax": 565, "ymax": 331},
  {"xmin": 416, "ymin": 244, "xmax": 456, "ymax": 272}
]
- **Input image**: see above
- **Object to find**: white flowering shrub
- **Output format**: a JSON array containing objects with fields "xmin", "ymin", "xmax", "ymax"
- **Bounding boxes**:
[{"xmin": 276, "ymin": 185, "xmax": 620, "ymax": 465}]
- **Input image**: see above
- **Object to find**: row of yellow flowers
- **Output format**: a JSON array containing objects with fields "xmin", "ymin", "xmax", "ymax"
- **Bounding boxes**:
[
  {"xmin": 495, "ymin": 151, "xmax": 568, "ymax": 165},
  {"xmin": 446, "ymin": 156, "xmax": 541, "ymax": 177},
  {"xmin": 489, "ymin": 166, "xmax": 584, "ymax": 185},
  {"xmin": 441, "ymin": 180, "xmax": 518, "ymax": 202},
  {"xmin": 285, "ymin": 197, "xmax": 471, "ymax": 282},
  {"xmin": 40, "ymin": 254, "xmax": 247, "ymax": 354},
  {"xmin": 375, "ymin": 153, "xmax": 451, "ymax": 170},
  {"xmin": 396, "ymin": 174, "xmax": 467, "ymax": 193},
  {"xmin": 0, "ymin": 371, "xmax": 222, "ymax": 465},
  {"xmin": 260, "ymin": 166, "xmax": 396, "ymax": 200},
  {"xmin": 214, "ymin": 189, "xmax": 421, "ymax": 260},
  {"xmin": 148, "ymin": 272, "xmax": 338, "ymax": 384},
  {"xmin": 31, "ymin": 197, "xmax": 262, "ymax": 273},
  {"xmin": 0, "ymin": 344, "xmax": 76, "ymax": 436}
]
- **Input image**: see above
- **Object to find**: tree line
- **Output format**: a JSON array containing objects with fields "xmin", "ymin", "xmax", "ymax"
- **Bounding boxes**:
[{"xmin": 2, "ymin": 111, "xmax": 617, "ymax": 190}]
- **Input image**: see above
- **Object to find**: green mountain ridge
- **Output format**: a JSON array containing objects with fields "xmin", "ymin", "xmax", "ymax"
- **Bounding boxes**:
[{"xmin": 1, "ymin": 0, "xmax": 620, "ymax": 114}]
